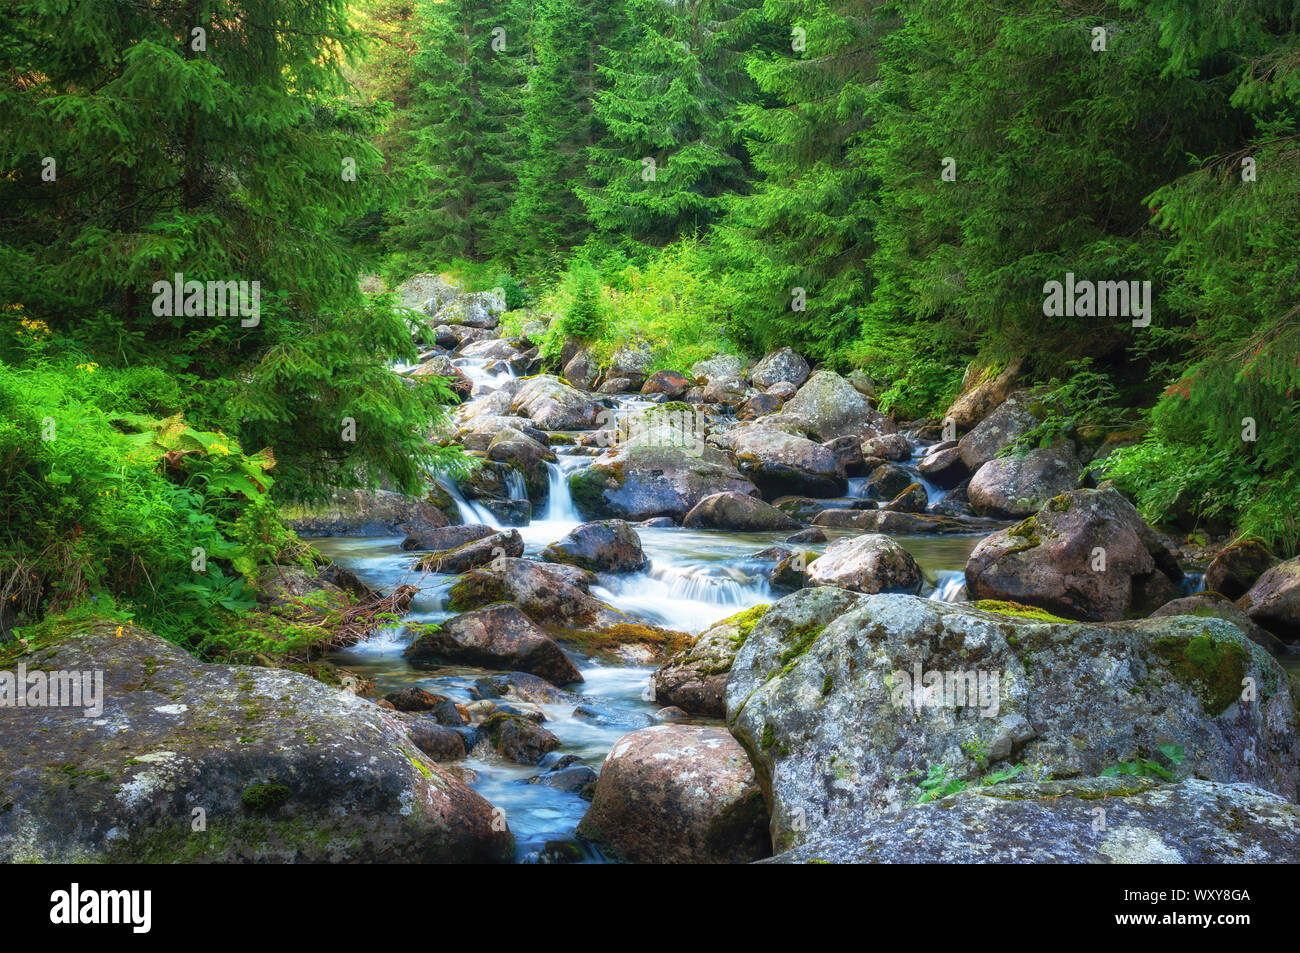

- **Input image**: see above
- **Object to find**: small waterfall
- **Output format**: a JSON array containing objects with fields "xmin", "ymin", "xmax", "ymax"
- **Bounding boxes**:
[
  {"xmin": 905, "ymin": 446, "xmax": 950, "ymax": 505},
  {"xmin": 434, "ymin": 475, "xmax": 501, "ymax": 529},
  {"xmin": 1181, "ymin": 572, "xmax": 1206, "ymax": 596},
  {"xmin": 504, "ymin": 468, "xmax": 528, "ymax": 501},
  {"xmin": 593, "ymin": 562, "xmax": 770, "ymax": 634},
  {"xmin": 542, "ymin": 458, "xmax": 581, "ymax": 523},
  {"xmin": 928, "ymin": 570, "xmax": 968, "ymax": 603}
]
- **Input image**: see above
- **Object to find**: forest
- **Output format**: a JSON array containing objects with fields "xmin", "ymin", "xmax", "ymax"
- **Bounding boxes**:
[{"xmin": 0, "ymin": 0, "xmax": 1298, "ymax": 869}]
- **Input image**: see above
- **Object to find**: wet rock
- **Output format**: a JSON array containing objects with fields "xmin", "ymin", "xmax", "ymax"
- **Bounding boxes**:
[
  {"xmin": 880, "ymin": 482, "xmax": 928, "ymax": 514},
  {"xmin": 572, "ymin": 702, "xmax": 655, "ymax": 730},
  {"xmin": 597, "ymin": 376, "xmax": 639, "ymax": 395},
  {"xmin": 732, "ymin": 427, "xmax": 846, "ymax": 498},
  {"xmin": 1205, "ymin": 538, "xmax": 1277, "ymax": 600},
  {"xmin": 766, "ymin": 381, "xmax": 798, "ymax": 400},
  {"xmin": 682, "ymin": 492, "xmax": 801, "ymax": 532},
  {"xmin": 510, "ymin": 375, "xmax": 602, "ymax": 431},
  {"xmin": 541, "ymin": 519, "xmax": 647, "ymax": 573},
  {"xmin": 821, "ymin": 434, "xmax": 863, "ymax": 476},
  {"xmin": 786, "ymin": 527, "xmax": 826, "ymax": 544},
  {"xmin": 0, "ymin": 620, "xmax": 513, "ymax": 863},
  {"xmin": 530, "ymin": 765, "xmax": 599, "ymax": 799},
  {"xmin": 284, "ymin": 489, "xmax": 451, "ymax": 537},
  {"xmin": 864, "ymin": 462, "xmax": 915, "ymax": 499},
  {"xmin": 653, "ymin": 706, "xmax": 691, "ymax": 723},
  {"xmin": 641, "ymin": 369, "xmax": 691, "ymax": 398},
  {"xmin": 570, "ymin": 441, "xmax": 758, "ymax": 522},
  {"xmin": 653, "ymin": 605, "xmax": 770, "ymax": 717},
  {"xmin": 481, "ymin": 712, "xmax": 561, "ymax": 764},
  {"xmin": 861, "ymin": 433, "xmax": 911, "ymax": 462},
  {"xmin": 917, "ymin": 445, "xmax": 970, "ymax": 489},
  {"xmin": 965, "ymin": 487, "xmax": 1183, "ymax": 622},
  {"xmin": 384, "ymin": 687, "xmax": 447, "ymax": 712},
  {"xmin": 812, "ymin": 509, "xmax": 984, "ymax": 535},
  {"xmin": 807, "ymin": 533, "xmax": 922, "ymax": 594},
  {"xmin": 413, "ymin": 528, "xmax": 524, "ymax": 575},
  {"xmin": 750, "ymin": 347, "xmax": 811, "ymax": 390},
  {"xmin": 1240, "ymin": 556, "xmax": 1300, "ymax": 642},
  {"xmin": 471, "ymin": 672, "xmax": 584, "ymax": 707},
  {"xmin": 770, "ymin": 551, "xmax": 814, "ymax": 591},
  {"xmin": 765, "ymin": 778, "xmax": 1300, "ymax": 864},
  {"xmin": 406, "ymin": 603, "xmax": 584, "ymax": 686},
  {"xmin": 576, "ymin": 725, "xmax": 770, "ymax": 864},
  {"xmin": 727, "ymin": 593, "xmax": 1297, "ymax": 851},
  {"xmin": 782, "ymin": 370, "xmax": 895, "ymax": 441},
  {"xmin": 400, "ymin": 522, "xmax": 496, "ymax": 552},
  {"xmin": 459, "ymin": 338, "xmax": 523, "ymax": 362},
  {"xmin": 410, "ymin": 355, "xmax": 473, "ymax": 400},
  {"xmin": 448, "ymin": 558, "xmax": 627, "ymax": 631},
  {"xmin": 739, "ymin": 392, "xmax": 784, "ymax": 420},
  {"xmin": 957, "ymin": 389, "xmax": 1042, "ymax": 470},
  {"xmin": 481, "ymin": 498, "xmax": 531, "ymax": 526},
  {"xmin": 967, "ymin": 444, "xmax": 1082, "ymax": 518},
  {"xmin": 487, "ymin": 428, "xmax": 556, "ymax": 496},
  {"xmin": 403, "ymin": 719, "xmax": 468, "ymax": 762}
]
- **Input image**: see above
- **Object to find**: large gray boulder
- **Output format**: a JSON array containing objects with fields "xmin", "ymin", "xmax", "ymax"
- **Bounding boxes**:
[
  {"xmin": 765, "ymin": 778, "xmax": 1300, "ymax": 863},
  {"xmin": 732, "ymin": 427, "xmax": 846, "ymax": 499},
  {"xmin": 750, "ymin": 347, "xmax": 811, "ymax": 390},
  {"xmin": 432, "ymin": 291, "xmax": 502, "ymax": 329},
  {"xmin": 967, "ymin": 444, "xmax": 1082, "ymax": 518},
  {"xmin": 510, "ymin": 375, "xmax": 602, "ymax": 431},
  {"xmin": 575, "ymin": 725, "xmax": 770, "ymax": 864},
  {"xmin": 957, "ymin": 389, "xmax": 1042, "ymax": 470},
  {"xmin": 541, "ymin": 519, "xmax": 647, "ymax": 573},
  {"xmin": 405, "ymin": 603, "xmax": 583, "ymax": 686},
  {"xmin": 683, "ymin": 491, "xmax": 802, "ymax": 532},
  {"xmin": 570, "ymin": 442, "xmax": 758, "ymax": 522},
  {"xmin": 782, "ymin": 370, "xmax": 895, "ymax": 442},
  {"xmin": 395, "ymin": 273, "xmax": 459, "ymax": 311},
  {"xmin": 726, "ymin": 593, "xmax": 1296, "ymax": 851},
  {"xmin": 284, "ymin": 489, "xmax": 450, "ymax": 537},
  {"xmin": 691, "ymin": 354, "xmax": 748, "ymax": 384},
  {"xmin": 0, "ymin": 621, "xmax": 514, "ymax": 862},
  {"xmin": 806, "ymin": 534, "xmax": 922, "ymax": 594},
  {"xmin": 965, "ymin": 487, "xmax": 1182, "ymax": 622}
]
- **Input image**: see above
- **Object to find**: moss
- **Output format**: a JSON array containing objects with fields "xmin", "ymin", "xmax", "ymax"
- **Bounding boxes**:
[
  {"xmin": 760, "ymin": 723, "xmax": 775, "ymax": 748},
  {"xmin": 552, "ymin": 622, "xmax": 691, "ymax": 659},
  {"xmin": 1046, "ymin": 493, "xmax": 1070, "ymax": 513},
  {"xmin": 241, "ymin": 782, "xmax": 291, "ymax": 813},
  {"xmin": 771, "ymin": 622, "xmax": 825, "ymax": 678},
  {"xmin": 446, "ymin": 571, "xmax": 507, "ymax": 612},
  {"xmin": 1153, "ymin": 632, "xmax": 1250, "ymax": 717},
  {"xmin": 724, "ymin": 604, "xmax": 770, "ymax": 647},
  {"xmin": 821, "ymin": 675, "xmax": 833, "ymax": 696},
  {"xmin": 974, "ymin": 600, "xmax": 1072, "ymax": 624}
]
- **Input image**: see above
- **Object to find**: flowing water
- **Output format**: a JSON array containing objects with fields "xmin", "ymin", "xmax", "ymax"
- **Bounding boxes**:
[{"xmin": 316, "ymin": 351, "xmax": 1020, "ymax": 861}]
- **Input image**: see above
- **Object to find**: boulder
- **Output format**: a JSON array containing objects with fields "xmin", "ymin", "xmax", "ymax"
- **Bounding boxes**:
[
  {"xmin": 284, "ymin": 489, "xmax": 450, "ymax": 537},
  {"xmin": 957, "ymin": 389, "xmax": 1042, "ymax": 470},
  {"xmin": 541, "ymin": 519, "xmax": 648, "ymax": 573},
  {"xmin": 682, "ymin": 492, "xmax": 801, "ymax": 532},
  {"xmin": 1205, "ymin": 539, "xmax": 1277, "ymax": 600},
  {"xmin": 864, "ymin": 462, "xmax": 915, "ymax": 499},
  {"xmin": 400, "ymin": 522, "xmax": 496, "ymax": 553},
  {"xmin": 0, "ymin": 620, "xmax": 513, "ymax": 862},
  {"xmin": 917, "ymin": 445, "xmax": 970, "ymax": 489},
  {"xmin": 432, "ymin": 291, "xmax": 501, "ymax": 329},
  {"xmin": 481, "ymin": 712, "xmax": 560, "ymax": 764},
  {"xmin": 702, "ymin": 376, "xmax": 750, "ymax": 407},
  {"xmin": 562, "ymin": 348, "xmax": 599, "ymax": 390},
  {"xmin": 881, "ymin": 483, "xmax": 928, "ymax": 514},
  {"xmin": 967, "ymin": 445, "xmax": 1082, "ymax": 518},
  {"xmin": 691, "ymin": 354, "xmax": 748, "ymax": 384},
  {"xmin": 944, "ymin": 358, "xmax": 1022, "ymax": 431},
  {"xmin": 750, "ymin": 347, "xmax": 811, "ymax": 390},
  {"xmin": 403, "ymin": 719, "xmax": 468, "ymax": 762},
  {"xmin": 738, "ymin": 393, "xmax": 784, "ymax": 420},
  {"xmin": 510, "ymin": 375, "xmax": 602, "ymax": 431},
  {"xmin": 641, "ymin": 369, "xmax": 691, "ymax": 399},
  {"xmin": 732, "ymin": 427, "xmax": 846, "ymax": 498},
  {"xmin": 459, "ymin": 338, "xmax": 523, "ymax": 362},
  {"xmin": 406, "ymin": 603, "xmax": 583, "ymax": 686},
  {"xmin": 1240, "ymin": 557, "xmax": 1300, "ymax": 642},
  {"xmin": 782, "ymin": 370, "xmax": 895, "ymax": 441},
  {"xmin": 487, "ymin": 428, "xmax": 555, "ymax": 498},
  {"xmin": 652, "ymin": 605, "xmax": 769, "ymax": 716},
  {"xmin": 607, "ymin": 344, "xmax": 656, "ymax": 389},
  {"xmin": 807, "ymin": 534, "xmax": 922, "ymax": 594},
  {"xmin": 447, "ymin": 558, "xmax": 622, "ymax": 630},
  {"xmin": 410, "ymin": 355, "xmax": 473, "ymax": 400},
  {"xmin": 575, "ymin": 725, "xmax": 770, "ymax": 864},
  {"xmin": 765, "ymin": 778, "xmax": 1300, "ymax": 864},
  {"xmin": 965, "ymin": 488, "xmax": 1183, "ymax": 622},
  {"xmin": 812, "ymin": 509, "xmax": 985, "ymax": 535},
  {"xmin": 395, "ymin": 273, "xmax": 459, "ymax": 311},
  {"xmin": 413, "ymin": 529, "xmax": 524, "ymax": 575},
  {"xmin": 727, "ymin": 592, "xmax": 1298, "ymax": 851},
  {"xmin": 861, "ymin": 433, "xmax": 911, "ymax": 462},
  {"xmin": 570, "ymin": 442, "xmax": 758, "ymax": 522},
  {"xmin": 766, "ymin": 381, "xmax": 798, "ymax": 400}
]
